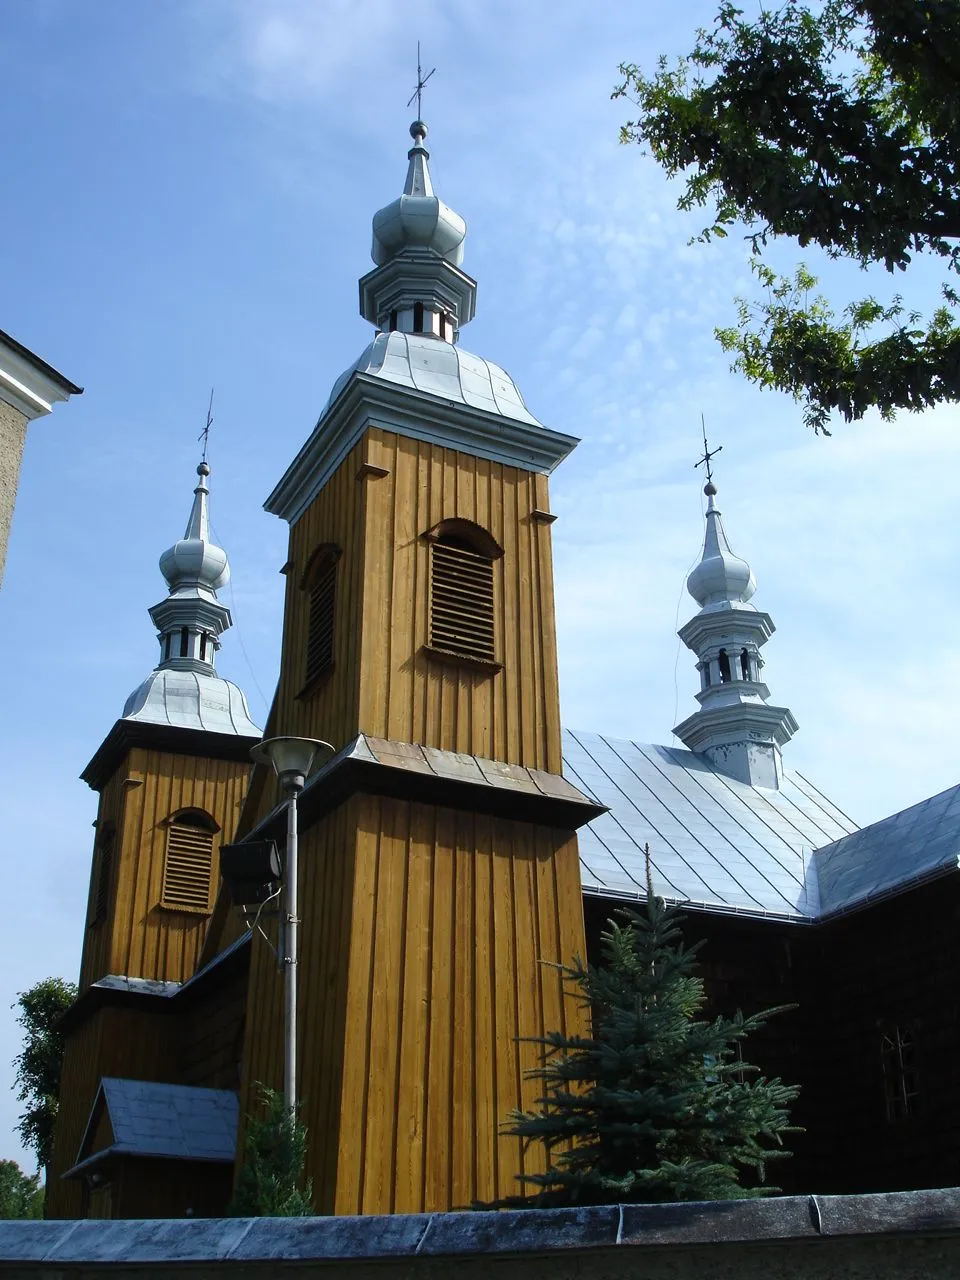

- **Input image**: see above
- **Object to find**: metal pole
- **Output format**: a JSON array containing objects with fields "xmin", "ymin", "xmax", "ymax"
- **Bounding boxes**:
[{"xmin": 284, "ymin": 785, "xmax": 299, "ymax": 1117}]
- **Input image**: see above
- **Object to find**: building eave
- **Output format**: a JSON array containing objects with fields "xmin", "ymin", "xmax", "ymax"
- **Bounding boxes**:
[
  {"xmin": 264, "ymin": 375, "xmax": 579, "ymax": 526},
  {"xmin": 0, "ymin": 327, "xmax": 82, "ymax": 420},
  {"xmin": 81, "ymin": 719, "xmax": 259, "ymax": 792}
]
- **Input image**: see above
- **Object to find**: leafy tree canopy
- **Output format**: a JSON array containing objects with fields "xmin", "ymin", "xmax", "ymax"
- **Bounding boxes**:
[
  {"xmin": 502, "ymin": 889, "xmax": 799, "ymax": 1206},
  {"xmin": 616, "ymin": 0, "xmax": 960, "ymax": 433},
  {"xmin": 230, "ymin": 1086, "xmax": 313, "ymax": 1217},
  {"xmin": 12, "ymin": 977, "xmax": 77, "ymax": 1171},
  {"xmin": 0, "ymin": 1161, "xmax": 43, "ymax": 1220}
]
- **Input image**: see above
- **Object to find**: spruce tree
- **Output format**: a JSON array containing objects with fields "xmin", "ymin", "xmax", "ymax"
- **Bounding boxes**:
[
  {"xmin": 229, "ymin": 1086, "xmax": 313, "ymax": 1217},
  {"xmin": 503, "ymin": 873, "xmax": 800, "ymax": 1205}
]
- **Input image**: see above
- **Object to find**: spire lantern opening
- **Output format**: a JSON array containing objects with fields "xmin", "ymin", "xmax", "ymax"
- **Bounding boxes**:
[
  {"xmin": 674, "ymin": 477, "xmax": 797, "ymax": 788},
  {"xmin": 360, "ymin": 121, "xmax": 477, "ymax": 340}
]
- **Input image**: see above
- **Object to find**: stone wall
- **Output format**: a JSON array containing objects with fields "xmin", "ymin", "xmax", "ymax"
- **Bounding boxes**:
[
  {"xmin": 1, "ymin": 1187, "xmax": 960, "ymax": 1279},
  {"xmin": 0, "ymin": 397, "xmax": 28, "ymax": 587}
]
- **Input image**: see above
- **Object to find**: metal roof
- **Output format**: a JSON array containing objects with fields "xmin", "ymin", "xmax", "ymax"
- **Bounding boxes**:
[
  {"xmin": 66, "ymin": 1079, "xmax": 238, "ymax": 1176},
  {"xmin": 564, "ymin": 729, "xmax": 857, "ymax": 921},
  {"xmin": 814, "ymin": 780, "xmax": 960, "ymax": 917},
  {"xmin": 323, "ymin": 331, "xmax": 542, "ymax": 426}
]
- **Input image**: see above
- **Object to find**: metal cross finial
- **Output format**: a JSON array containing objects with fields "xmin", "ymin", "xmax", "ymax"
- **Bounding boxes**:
[
  {"xmin": 406, "ymin": 41, "xmax": 435, "ymax": 117},
  {"xmin": 695, "ymin": 414, "xmax": 722, "ymax": 485},
  {"xmin": 198, "ymin": 388, "xmax": 214, "ymax": 464}
]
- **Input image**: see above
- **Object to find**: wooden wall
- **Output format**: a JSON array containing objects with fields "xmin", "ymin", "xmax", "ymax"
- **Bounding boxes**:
[
  {"xmin": 239, "ymin": 794, "xmax": 588, "ymax": 1214},
  {"xmin": 271, "ymin": 427, "xmax": 562, "ymax": 787},
  {"xmin": 46, "ymin": 1005, "xmax": 176, "ymax": 1218},
  {"xmin": 79, "ymin": 747, "xmax": 251, "ymax": 990}
]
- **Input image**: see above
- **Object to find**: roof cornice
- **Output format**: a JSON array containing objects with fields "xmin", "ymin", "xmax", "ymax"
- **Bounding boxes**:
[
  {"xmin": 0, "ymin": 327, "xmax": 82, "ymax": 420},
  {"xmin": 264, "ymin": 374, "xmax": 579, "ymax": 526},
  {"xmin": 673, "ymin": 702, "xmax": 799, "ymax": 754},
  {"xmin": 241, "ymin": 735, "xmax": 606, "ymax": 846},
  {"xmin": 81, "ymin": 718, "xmax": 259, "ymax": 791}
]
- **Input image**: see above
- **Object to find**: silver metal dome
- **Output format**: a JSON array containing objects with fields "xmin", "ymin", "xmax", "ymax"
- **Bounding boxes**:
[
  {"xmin": 371, "ymin": 122, "xmax": 466, "ymax": 268},
  {"xmin": 122, "ymin": 668, "xmax": 260, "ymax": 736},
  {"xmin": 686, "ymin": 486, "xmax": 757, "ymax": 609},
  {"xmin": 159, "ymin": 462, "xmax": 230, "ymax": 594},
  {"xmin": 325, "ymin": 331, "xmax": 542, "ymax": 426}
]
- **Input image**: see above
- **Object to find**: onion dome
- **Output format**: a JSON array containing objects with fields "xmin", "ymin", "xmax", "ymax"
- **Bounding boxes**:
[
  {"xmin": 686, "ymin": 482, "xmax": 756, "ymax": 609},
  {"xmin": 159, "ymin": 462, "xmax": 229, "ymax": 595},
  {"xmin": 359, "ymin": 122, "xmax": 477, "ymax": 337},
  {"xmin": 112, "ymin": 457, "xmax": 261, "ymax": 738},
  {"xmin": 371, "ymin": 122, "xmax": 466, "ymax": 267}
]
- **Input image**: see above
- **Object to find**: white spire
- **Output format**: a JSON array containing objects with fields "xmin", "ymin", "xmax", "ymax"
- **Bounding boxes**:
[
  {"xmin": 686, "ymin": 482, "xmax": 756, "ymax": 609},
  {"xmin": 359, "ymin": 122, "xmax": 477, "ymax": 341},
  {"xmin": 158, "ymin": 462, "xmax": 229, "ymax": 598},
  {"xmin": 674, "ymin": 480, "xmax": 797, "ymax": 789},
  {"xmin": 117, "ymin": 459, "xmax": 260, "ymax": 738}
]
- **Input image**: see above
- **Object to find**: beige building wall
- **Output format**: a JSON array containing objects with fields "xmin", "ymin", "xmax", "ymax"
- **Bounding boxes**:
[{"xmin": 0, "ymin": 396, "xmax": 28, "ymax": 586}]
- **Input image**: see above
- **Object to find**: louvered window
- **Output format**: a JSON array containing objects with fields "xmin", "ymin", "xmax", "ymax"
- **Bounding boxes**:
[
  {"xmin": 91, "ymin": 826, "xmax": 115, "ymax": 928},
  {"xmin": 303, "ymin": 549, "xmax": 339, "ymax": 689},
  {"xmin": 161, "ymin": 813, "xmax": 215, "ymax": 912},
  {"xmin": 430, "ymin": 536, "xmax": 496, "ymax": 663}
]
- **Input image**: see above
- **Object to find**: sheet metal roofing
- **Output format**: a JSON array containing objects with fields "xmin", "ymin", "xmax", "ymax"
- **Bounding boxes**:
[
  {"xmin": 73, "ymin": 1079, "xmax": 238, "ymax": 1171},
  {"xmin": 564, "ymin": 729, "xmax": 857, "ymax": 921},
  {"xmin": 122, "ymin": 668, "xmax": 260, "ymax": 736},
  {"xmin": 324, "ymin": 331, "xmax": 542, "ymax": 426},
  {"xmin": 814, "ymin": 780, "xmax": 960, "ymax": 916}
]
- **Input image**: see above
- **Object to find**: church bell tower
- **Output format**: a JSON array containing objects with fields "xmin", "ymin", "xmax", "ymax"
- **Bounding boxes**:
[
  {"xmin": 78, "ymin": 460, "xmax": 261, "ymax": 991},
  {"xmin": 233, "ymin": 121, "xmax": 601, "ymax": 1214}
]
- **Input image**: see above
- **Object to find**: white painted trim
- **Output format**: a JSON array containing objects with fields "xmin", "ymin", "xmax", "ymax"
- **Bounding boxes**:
[{"xmin": 0, "ymin": 337, "xmax": 76, "ymax": 421}]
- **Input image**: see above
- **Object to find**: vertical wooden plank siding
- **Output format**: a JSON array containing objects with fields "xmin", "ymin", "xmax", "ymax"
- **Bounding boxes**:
[
  {"xmin": 237, "ymin": 796, "xmax": 361, "ymax": 1214},
  {"xmin": 46, "ymin": 1006, "xmax": 177, "ymax": 1219},
  {"xmin": 327, "ymin": 796, "xmax": 587, "ymax": 1213},
  {"xmin": 232, "ymin": 425, "xmax": 580, "ymax": 1213},
  {"xmin": 78, "ymin": 749, "xmax": 251, "ymax": 990},
  {"xmin": 355, "ymin": 429, "xmax": 564, "ymax": 771}
]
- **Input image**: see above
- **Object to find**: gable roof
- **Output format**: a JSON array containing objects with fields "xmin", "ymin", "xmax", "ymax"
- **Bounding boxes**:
[
  {"xmin": 564, "ymin": 729, "xmax": 854, "ymax": 921},
  {"xmin": 565, "ymin": 729, "xmax": 960, "ymax": 922},
  {"xmin": 64, "ymin": 1079, "xmax": 238, "ymax": 1178},
  {"xmin": 814, "ymin": 780, "xmax": 960, "ymax": 917}
]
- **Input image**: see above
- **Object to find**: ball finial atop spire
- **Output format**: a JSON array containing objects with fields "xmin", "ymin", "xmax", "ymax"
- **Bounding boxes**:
[{"xmin": 410, "ymin": 119, "xmax": 427, "ymax": 142}]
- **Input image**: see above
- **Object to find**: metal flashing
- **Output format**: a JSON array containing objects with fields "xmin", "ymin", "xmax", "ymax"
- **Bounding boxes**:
[
  {"xmin": 265, "ymin": 337, "xmax": 578, "ymax": 525},
  {"xmin": 81, "ymin": 718, "xmax": 259, "ymax": 792}
]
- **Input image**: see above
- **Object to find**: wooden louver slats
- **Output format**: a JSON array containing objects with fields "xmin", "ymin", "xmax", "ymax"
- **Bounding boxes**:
[
  {"xmin": 305, "ymin": 559, "xmax": 337, "ymax": 685},
  {"xmin": 162, "ymin": 823, "xmax": 214, "ymax": 911},
  {"xmin": 93, "ymin": 840, "xmax": 113, "ymax": 925},
  {"xmin": 430, "ymin": 541, "xmax": 496, "ymax": 662}
]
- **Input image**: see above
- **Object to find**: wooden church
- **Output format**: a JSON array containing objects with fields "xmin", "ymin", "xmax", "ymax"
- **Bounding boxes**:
[{"xmin": 46, "ymin": 121, "xmax": 960, "ymax": 1219}]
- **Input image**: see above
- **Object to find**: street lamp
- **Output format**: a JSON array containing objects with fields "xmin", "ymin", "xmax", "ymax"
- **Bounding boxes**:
[{"xmin": 249, "ymin": 736, "xmax": 335, "ymax": 1117}]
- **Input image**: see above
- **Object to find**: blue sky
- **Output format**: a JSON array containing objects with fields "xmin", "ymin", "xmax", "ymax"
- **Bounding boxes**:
[{"xmin": 1, "ymin": 0, "xmax": 958, "ymax": 1169}]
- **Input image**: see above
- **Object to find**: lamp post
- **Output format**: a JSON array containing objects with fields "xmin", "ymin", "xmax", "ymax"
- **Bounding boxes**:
[{"xmin": 249, "ymin": 735, "xmax": 334, "ymax": 1118}]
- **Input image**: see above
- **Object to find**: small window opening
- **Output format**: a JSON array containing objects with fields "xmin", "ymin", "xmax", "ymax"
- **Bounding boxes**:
[
  {"xmin": 413, "ymin": 301, "xmax": 424, "ymax": 333},
  {"xmin": 199, "ymin": 633, "xmax": 208, "ymax": 662},
  {"xmin": 439, "ymin": 313, "xmax": 447, "ymax": 341},
  {"xmin": 180, "ymin": 627, "xmax": 189, "ymax": 658},
  {"xmin": 302, "ymin": 547, "xmax": 339, "ymax": 688},
  {"xmin": 163, "ymin": 634, "xmax": 171, "ymax": 661},
  {"xmin": 740, "ymin": 649, "xmax": 750, "ymax": 681},
  {"xmin": 718, "ymin": 649, "xmax": 731, "ymax": 683},
  {"xmin": 161, "ymin": 810, "xmax": 216, "ymax": 912},
  {"xmin": 91, "ymin": 826, "xmax": 115, "ymax": 927},
  {"xmin": 389, "ymin": 309, "xmax": 398, "ymax": 332},
  {"xmin": 428, "ymin": 521, "xmax": 500, "ymax": 664},
  {"xmin": 882, "ymin": 1024, "xmax": 919, "ymax": 1122}
]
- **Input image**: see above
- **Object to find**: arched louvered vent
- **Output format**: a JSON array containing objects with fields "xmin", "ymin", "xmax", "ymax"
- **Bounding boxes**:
[
  {"xmin": 91, "ymin": 823, "xmax": 115, "ymax": 928},
  {"xmin": 161, "ymin": 810, "xmax": 216, "ymax": 912},
  {"xmin": 302, "ymin": 545, "xmax": 340, "ymax": 690},
  {"xmin": 427, "ymin": 520, "xmax": 502, "ymax": 666}
]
